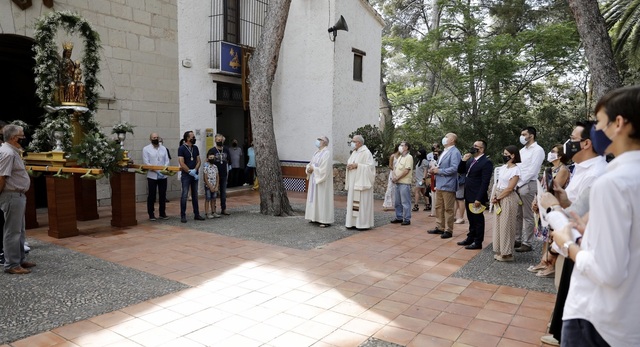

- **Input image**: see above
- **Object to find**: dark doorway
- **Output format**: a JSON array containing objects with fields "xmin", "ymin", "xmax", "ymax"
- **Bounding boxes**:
[{"xmin": 0, "ymin": 34, "xmax": 47, "ymax": 207}]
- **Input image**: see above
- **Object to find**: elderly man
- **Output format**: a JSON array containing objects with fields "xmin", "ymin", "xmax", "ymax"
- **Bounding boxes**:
[
  {"xmin": 345, "ymin": 135, "xmax": 376, "ymax": 229},
  {"xmin": 390, "ymin": 141, "xmax": 413, "ymax": 225},
  {"xmin": 143, "ymin": 132, "xmax": 170, "ymax": 221},
  {"xmin": 428, "ymin": 133, "xmax": 462, "ymax": 239},
  {"xmin": 0, "ymin": 125, "xmax": 35, "ymax": 274},
  {"xmin": 305, "ymin": 136, "xmax": 334, "ymax": 227}
]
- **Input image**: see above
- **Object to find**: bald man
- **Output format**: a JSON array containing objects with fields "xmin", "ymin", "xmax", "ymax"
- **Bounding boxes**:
[
  {"xmin": 428, "ymin": 133, "xmax": 462, "ymax": 239},
  {"xmin": 143, "ymin": 132, "xmax": 170, "ymax": 221}
]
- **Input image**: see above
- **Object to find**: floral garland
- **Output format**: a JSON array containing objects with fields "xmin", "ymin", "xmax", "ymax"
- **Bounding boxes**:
[
  {"xmin": 111, "ymin": 122, "xmax": 135, "ymax": 135},
  {"xmin": 71, "ymin": 132, "xmax": 123, "ymax": 177}
]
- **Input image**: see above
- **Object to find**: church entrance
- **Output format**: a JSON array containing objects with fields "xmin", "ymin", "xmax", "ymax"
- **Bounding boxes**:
[{"xmin": 0, "ymin": 34, "xmax": 47, "ymax": 207}]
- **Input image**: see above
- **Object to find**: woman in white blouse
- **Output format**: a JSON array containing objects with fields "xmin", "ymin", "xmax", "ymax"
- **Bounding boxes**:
[{"xmin": 491, "ymin": 145, "xmax": 522, "ymax": 262}]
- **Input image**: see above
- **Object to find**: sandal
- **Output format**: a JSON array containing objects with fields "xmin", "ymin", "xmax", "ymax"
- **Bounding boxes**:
[
  {"xmin": 536, "ymin": 266, "xmax": 555, "ymax": 278},
  {"xmin": 412, "ymin": 204, "xmax": 419, "ymax": 211},
  {"xmin": 527, "ymin": 263, "xmax": 548, "ymax": 273}
]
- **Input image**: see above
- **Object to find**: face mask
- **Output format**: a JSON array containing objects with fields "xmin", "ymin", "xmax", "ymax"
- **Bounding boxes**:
[
  {"xmin": 469, "ymin": 147, "xmax": 478, "ymax": 154},
  {"xmin": 519, "ymin": 135, "xmax": 527, "ymax": 145},
  {"xmin": 315, "ymin": 140, "xmax": 321, "ymax": 148},
  {"xmin": 190, "ymin": 138, "xmax": 196, "ymax": 145},
  {"xmin": 441, "ymin": 137, "xmax": 448, "ymax": 146},
  {"xmin": 232, "ymin": 143, "xmax": 237, "ymax": 147},
  {"xmin": 216, "ymin": 141, "xmax": 223, "ymax": 146},
  {"xmin": 0, "ymin": 134, "xmax": 4, "ymax": 142},
  {"xmin": 151, "ymin": 139, "xmax": 159, "ymax": 145},
  {"xmin": 502, "ymin": 155, "xmax": 511, "ymax": 163},
  {"xmin": 433, "ymin": 154, "xmax": 439, "ymax": 160},
  {"xmin": 17, "ymin": 138, "xmax": 25, "ymax": 147},
  {"xmin": 350, "ymin": 142, "xmax": 356, "ymax": 150},
  {"xmin": 547, "ymin": 152, "xmax": 558, "ymax": 162},
  {"xmin": 208, "ymin": 159, "xmax": 215, "ymax": 164},
  {"xmin": 398, "ymin": 145, "xmax": 404, "ymax": 153},
  {"xmin": 590, "ymin": 126, "xmax": 612, "ymax": 156},
  {"xmin": 563, "ymin": 139, "xmax": 581, "ymax": 160}
]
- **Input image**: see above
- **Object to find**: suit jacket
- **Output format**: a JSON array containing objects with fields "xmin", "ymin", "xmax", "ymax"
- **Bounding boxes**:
[
  {"xmin": 458, "ymin": 154, "xmax": 493, "ymax": 204},
  {"xmin": 435, "ymin": 146, "xmax": 462, "ymax": 192}
]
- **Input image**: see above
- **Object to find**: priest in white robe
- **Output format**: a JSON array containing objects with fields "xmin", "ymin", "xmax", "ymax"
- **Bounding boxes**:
[
  {"xmin": 345, "ymin": 135, "xmax": 376, "ymax": 229},
  {"xmin": 305, "ymin": 136, "xmax": 334, "ymax": 227}
]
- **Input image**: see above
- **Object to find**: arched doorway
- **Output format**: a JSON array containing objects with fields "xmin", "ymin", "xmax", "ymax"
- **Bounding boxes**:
[{"xmin": 0, "ymin": 34, "xmax": 47, "ymax": 207}]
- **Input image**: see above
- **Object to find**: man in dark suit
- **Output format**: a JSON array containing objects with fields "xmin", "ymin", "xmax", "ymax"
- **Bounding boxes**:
[{"xmin": 457, "ymin": 140, "xmax": 493, "ymax": 249}]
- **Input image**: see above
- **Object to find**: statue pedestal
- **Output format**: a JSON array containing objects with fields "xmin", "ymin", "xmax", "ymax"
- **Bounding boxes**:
[
  {"xmin": 110, "ymin": 172, "xmax": 137, "ymax": 227},
  {"xmin": 46, "ymin": 175, "xmax": 79, "ymax": 238},
  {"xmin": 74, "ymin": 175, "xmax": 99, "ymax": 221},
  {"xmin": 25, "ymin": 177, "xmax": 39, "ymax": 229}
]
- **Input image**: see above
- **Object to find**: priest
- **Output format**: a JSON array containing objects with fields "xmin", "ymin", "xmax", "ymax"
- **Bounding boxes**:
[
  {"xmin": 305, "ymin": 136, "xmax": 334, "ymax": 227},
  {"xmin": 345, "ymin": 135, "xmax": 376, "ymax": 229}
]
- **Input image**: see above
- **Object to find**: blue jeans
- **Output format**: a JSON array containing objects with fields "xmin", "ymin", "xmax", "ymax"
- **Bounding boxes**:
[
  {"xmin": 394, "ymin": 183, "xmax": 411, "ymax": 222},
  {"xmin": 561, "ymin": 319, "xmax": 610, "ymax": 347},
  {"xmin": 218, "ymin": 174, "xmax": 228, "ymax": 211},
  {"xmin": 180, "ymin": 174, "xmax": 200, "ymax": 218}
]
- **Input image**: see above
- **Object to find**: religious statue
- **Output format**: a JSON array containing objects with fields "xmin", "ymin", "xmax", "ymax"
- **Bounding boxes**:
[{"xmin": 56, "ymin": 42, "xmax": 86, "ymax": 106}]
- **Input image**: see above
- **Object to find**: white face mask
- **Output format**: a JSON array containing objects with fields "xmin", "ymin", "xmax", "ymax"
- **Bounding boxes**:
[
  {"xmin": 315, "ymin": 140, "xmax": 321, "ymax": 148},
  {"xmin": 441, "ymin": 137, "xmax": 448, "ymax": 146},
  {"xmin": 350, "ymin": 141, "xmax": 356, "ymax": 149},
  {"xmin": 547, "ymin": 152, "xmax": 558, "ymax": 162},
  {"xmin": 398, "ymin": 145, "xmax": 404, "ymax": 153},
  {"xmin": 519, "ymin": 135, "xmax": 527, "ymax": 145}
]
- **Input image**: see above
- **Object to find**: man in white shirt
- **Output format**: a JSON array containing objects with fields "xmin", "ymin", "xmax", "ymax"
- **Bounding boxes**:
[
  {"xmin": 515, "ymin": 126, "xmax": 545, "ymax": 252},
  {"xmin": 551, "ymin": 85, "xmax": 640, "ymax": 347},
  {"xmin": 143, "ymin": 133, "xmax": 171, "ymax": 221}
]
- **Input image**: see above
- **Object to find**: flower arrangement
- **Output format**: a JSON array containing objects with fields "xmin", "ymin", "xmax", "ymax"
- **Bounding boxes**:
[
  {"xmin": 27, "ymin": 113, "xmax": 73, "ymax": 153},
  {"xmin": 70, "ymin": 132, "xmax": 123, "ymax": 177},
  {"xmin": 111, "ymin": 122, "xmax": 135, "ymax": 135}
]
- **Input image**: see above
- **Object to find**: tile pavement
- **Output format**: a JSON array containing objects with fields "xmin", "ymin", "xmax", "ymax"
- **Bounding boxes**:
[{"xmin": 3, "ymin": 191, "xmax": 555, "ymax": 347}]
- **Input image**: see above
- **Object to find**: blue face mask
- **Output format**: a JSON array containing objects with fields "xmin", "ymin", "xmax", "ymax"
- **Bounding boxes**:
[{"xmin": 590, "ymin": 126, "xmax": 612, "ymax": 156}]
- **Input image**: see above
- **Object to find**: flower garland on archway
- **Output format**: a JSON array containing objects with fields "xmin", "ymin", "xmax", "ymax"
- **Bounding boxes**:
[{"xmin": 29, "ymin": 10, "xmax": 102, "ymax": 153}]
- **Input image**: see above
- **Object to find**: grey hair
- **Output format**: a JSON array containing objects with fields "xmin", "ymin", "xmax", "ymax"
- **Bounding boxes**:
[
  {"xmin": 215, "ymin": 133, "xmax": 225, "ymax": 141},
  {"xmin": 319, "ymin": 136, "xmax": 330, "ymax": 145},
  {"xmin": 353, "ymin": 135, "xmax": 365, "ymax": 144},
  {"xmin": 3, "ymin": 124, "xmax": 22, "ymax": 141}
]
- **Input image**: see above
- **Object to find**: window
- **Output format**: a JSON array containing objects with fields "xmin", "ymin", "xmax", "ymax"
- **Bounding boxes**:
[{"xmin": 352, "ymin": 48, "xmax": 366, "ymax": 82}]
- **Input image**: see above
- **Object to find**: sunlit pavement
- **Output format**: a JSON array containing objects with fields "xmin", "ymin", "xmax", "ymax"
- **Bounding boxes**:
[{"xmin": 7, "ymin": 190, "xmax": 554, "ymax": 347}]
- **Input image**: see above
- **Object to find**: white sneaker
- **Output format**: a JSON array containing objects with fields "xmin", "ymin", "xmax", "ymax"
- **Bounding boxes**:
[
  {"xmin": 454, "ymin": 219, "xmax": 465, "ymax": 224},
  {"xmin": 243, "ymin": 183, "xmax": 250, "ymax": 186},
  {"xmin": 24, "ymin": 243, "xmax": 31, "ymax": 252},
  {"xmin": 212, "ymin": 213, "xmax": 221, "ymax": 218},
  {"xmin": 540, "ymin": 335, "xmax": 559, "ymax": 346},
  {"xmin": 207, "ymin": 213, "xmax": 214, "ymax": 219}
]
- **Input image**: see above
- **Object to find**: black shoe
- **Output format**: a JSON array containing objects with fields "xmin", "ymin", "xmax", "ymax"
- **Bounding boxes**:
[
  {"xmin": 180, "ymin": 217, "xmax": 187, "ymax": 223},
  {"xmin": 514, "ymin": 241, "xmax": 522, "ymax": 248},
  {"xmin": 427, "ymin": 228, "xmax": 444, "ymax": 234},
  {"xmin": 515, "ymin": 244, "xmax": 533, "ymax": 252},
  {"xmin": 194, "ymin": 215, "xmax": 206, "ymax": 221},
  {"xmin": 465, "ymin": 242, "xmax": 482, "ymax": 250},
  {"xmin": 401, "ymin": 221, "xmax": 411, "ymax": 226},
  {"xmin": 390, "ymin": 219, "xmax": 403, "ymax": 224},
  {"xmin": 441, "ymin": 231, "xmax": 453, "ymax": 239},
  {"xmin": 149, "ymin": 216, "xmax": 157, "ymax": 221},
  {"xmin": 457, "ymin": 239, "xmax": 473, "ymax": 246},
  {"xmin": 160, "ymin": 215, "xmax": 169, "ymax": 220}
]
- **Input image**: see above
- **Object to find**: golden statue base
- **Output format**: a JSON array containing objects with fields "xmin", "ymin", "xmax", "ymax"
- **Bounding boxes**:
[{"xmin": 25, "ymin": 151, "xmax": 68, "ymax": 166}]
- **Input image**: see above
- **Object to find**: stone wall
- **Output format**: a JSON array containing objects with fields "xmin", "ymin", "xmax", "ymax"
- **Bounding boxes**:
[{"xmin": 333, "ymin": 164, "xmax": 390, "ymax": 199}]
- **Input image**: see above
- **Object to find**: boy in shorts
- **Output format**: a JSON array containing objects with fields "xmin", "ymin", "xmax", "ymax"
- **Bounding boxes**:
[{"xmin": 204, "ymin": 154, "xmax": 220, "ymax": 218}]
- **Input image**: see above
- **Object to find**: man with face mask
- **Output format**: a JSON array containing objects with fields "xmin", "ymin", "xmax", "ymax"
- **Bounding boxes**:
[
  {"xmin": 537, "ymin": 121, "xmax": 606, "ymax": 346},
  {"xmin": 207, "ymin": 134, "xmax": 232, "ymax": 215},
  {"xmin": 427, "ymin": 133, "xmax": 462, "ymax": 239},
  {"xmin": 178, "ymin": 130, "xmax": 205, "ymax": 223},
  {"xmin": 345, "ymin": 135, "xmax": 376, "ymax": 229},
  {"xmin": 305, "ymin": 136, "xmax": 334, "ymax": 227},
  {"xmin": 0, "ymin": 125, "xmax": 34, "ymax": 274},
  {"xmin": 390, "ymin": 141, "xmax": 413, "ymax": 225},
  {"xmin": 143, "ymin": 133, "xmax": 170, "ymax": 221},
  {"xmin": 515, "ymin": 126, "xmax": 545, "ymax": 252}
]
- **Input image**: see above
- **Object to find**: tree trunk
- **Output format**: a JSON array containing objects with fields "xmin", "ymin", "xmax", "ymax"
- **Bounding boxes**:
[
  {"xmin": 379, "ymin": 74, "xmax": 393, "ymax": 130},
  {"xmin": 248, "ymin": 0, "xmax": 294, "ymax": 216},
  {"xmin": 566, "ymin": 0, "xmax": 621, "ymax": 101}
]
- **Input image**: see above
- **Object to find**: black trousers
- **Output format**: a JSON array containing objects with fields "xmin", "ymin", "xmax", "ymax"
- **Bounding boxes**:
[
  {"xmin": 147, "ymin": 178, "xmax": 167, "ymax": 218},
  {"xmin": 0, "ymin": 209, "xmax": 4, "ymax": 255},
  {"xmin": 549, "ymin": 258, "xmax": 575, "ymax": 342},
  {"xmin": 465, "ymin": 202, "xmax": 485, "ymax": 245}
]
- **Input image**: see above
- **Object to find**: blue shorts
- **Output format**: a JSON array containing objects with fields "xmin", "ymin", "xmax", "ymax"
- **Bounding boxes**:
[{"xmin": 205, "ymin": 189, "xmax": 218, "ymax": 201}]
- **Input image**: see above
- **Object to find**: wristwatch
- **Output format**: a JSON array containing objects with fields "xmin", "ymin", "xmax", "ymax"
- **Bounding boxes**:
[{"xmin": 562, "ymin": 240, "xmax": 575, "ymax": 257}]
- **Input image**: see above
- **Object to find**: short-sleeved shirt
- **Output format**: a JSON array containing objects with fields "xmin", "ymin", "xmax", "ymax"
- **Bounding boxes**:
[
  {"xmin": 207, "ymin": 146, "xmax": 231, "ymax": 177},
  {"xmin": 394, "ymin": 154, "xmax": 414, "ymax": 185},
  {"xmin": 0, "ymin": 143, "xmax": 30, "ymax": 192},
  {"xmin": 247, "ymin": 147, "xmax": 256, "ymax": 168},
  {"xmin": 496, "ymin": 165, "xmax": 521, "ymax": 190},
  {"xmin": 203, "ymin": 162, "xmax": 219, "ymax": 189},
  {"xmin": 178, "ymin": 144, "xmax": 200, "ymax": 171}
]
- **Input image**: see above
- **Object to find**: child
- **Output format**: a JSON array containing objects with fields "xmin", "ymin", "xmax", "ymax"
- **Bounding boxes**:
[{"xmin": 203, "ymin": 154, "xmax": 220, "ymax": 218}]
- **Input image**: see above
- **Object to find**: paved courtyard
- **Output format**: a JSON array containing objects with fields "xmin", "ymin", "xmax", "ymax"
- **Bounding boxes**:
[{"xmin": 3, "ymin": 190, "xmax": 555, "ymax": 347}]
